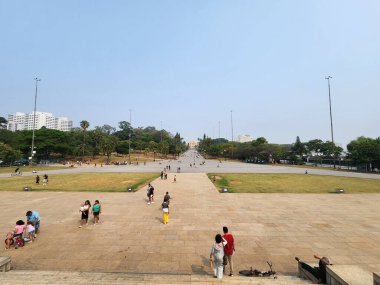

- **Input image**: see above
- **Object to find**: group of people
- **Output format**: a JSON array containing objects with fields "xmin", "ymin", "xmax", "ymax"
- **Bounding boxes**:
[
  {"xmin": 5, "ymin": 210, "xmax": 40, "ymax": 250},
  {"xmin": 35, "ymin": 174, "xmax": 49, "ymax": 185},
  {"xmin": 160, "ymin": 169, "xmax": 168, "ymax": 180},
  {"xmin": 210, "ymin": 227, "xmax": 235, "ymax": 278},
  {"xmin": 79, "ymin": 200, "xmax": 102, "ymax": 227}
]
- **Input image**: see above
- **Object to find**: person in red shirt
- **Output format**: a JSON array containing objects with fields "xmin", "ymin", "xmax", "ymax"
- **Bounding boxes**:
[{"xmin": 222, "ymin": 226, "xmax": 235, "ymax": 276}]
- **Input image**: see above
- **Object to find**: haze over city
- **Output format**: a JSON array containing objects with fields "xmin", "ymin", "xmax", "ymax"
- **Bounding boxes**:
[{"xmin": 1, "ymin": 1, "xmax": 379, "ymax": 147}]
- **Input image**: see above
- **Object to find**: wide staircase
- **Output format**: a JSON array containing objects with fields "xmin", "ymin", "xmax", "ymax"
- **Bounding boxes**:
[{"xmin": 0, "ymin": 270, "xmax": 312, "ymax": 284}]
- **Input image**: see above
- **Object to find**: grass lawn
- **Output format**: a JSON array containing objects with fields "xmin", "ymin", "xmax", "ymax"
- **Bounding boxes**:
[
  {"xmin": 208, "ymin": 173, "xmax": 380, "ymax": 193},
  {"xmin": 0, "ymin": 165, "xmax": 68, "ymax": 174},
  {"xmin": 0, "ymin": 173, "xmax": 158, "ymax": 192}
]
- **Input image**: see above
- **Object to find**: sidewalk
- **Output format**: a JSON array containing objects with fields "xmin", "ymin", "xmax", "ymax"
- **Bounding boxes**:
[{"xmin": 1, "ymin": 173, "xmax": 380, "ymax": 275}]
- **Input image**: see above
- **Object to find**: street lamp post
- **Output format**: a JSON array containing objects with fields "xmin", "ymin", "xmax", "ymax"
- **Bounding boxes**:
[
  {"xmin": 230, "ymin": 110, "xmax": 234, "ymax": 158},
  {"xmin": 325, "ymin": 76, "xmax": 336, "ymax": 169},
  {"xmin": 30, "ymin": 77, "xmax": 41, "ymax": 164},
  {"xmin": 128, "ymin": 109, "xmax": 132, "ymax": 164}
]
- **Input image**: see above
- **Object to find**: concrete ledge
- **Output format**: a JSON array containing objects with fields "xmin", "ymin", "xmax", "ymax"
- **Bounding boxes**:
[
  {"xmin": 374, "ymin": 272, "xmax": 380, "ymax": 285},
  {"xmin": 0, "ymin": 257, "xmax": 11, "ymax": 272},
  {"xmin": 298, "ymin": 262, "xmax": 319, "ymax": 283},
  {"xmin": 326, "ymin": 265, "xmax": 372, "ymax": 285}
]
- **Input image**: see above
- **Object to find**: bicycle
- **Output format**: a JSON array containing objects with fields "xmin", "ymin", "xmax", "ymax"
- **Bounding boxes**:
[{"xmin": 239, "ymin": 261, "xmax": 277, "ymax": 279}]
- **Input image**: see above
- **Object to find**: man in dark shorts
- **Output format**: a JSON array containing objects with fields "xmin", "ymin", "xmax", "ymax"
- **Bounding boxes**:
[{"xmin": 295, "ymin": 255, "xmax": 331, "ymax": 283}]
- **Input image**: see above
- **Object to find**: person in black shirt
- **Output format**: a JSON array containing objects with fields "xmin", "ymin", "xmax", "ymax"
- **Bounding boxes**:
[{"xmin": 295, "ymin": 254, "xmax": 331, "ymax": 283}]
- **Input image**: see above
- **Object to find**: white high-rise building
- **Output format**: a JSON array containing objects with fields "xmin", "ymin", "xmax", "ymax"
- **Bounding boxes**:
[{"xmin": 7, "ymin": 111, "xmax": 72, "ymax": 132}]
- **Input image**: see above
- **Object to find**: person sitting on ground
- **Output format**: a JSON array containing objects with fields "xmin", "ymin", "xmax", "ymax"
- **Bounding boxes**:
[
  {"xmin": 295, "ymin": 254, "xmax": 332, "ymax": 284},
  {"xmin": 26, "ymin": 210, "xmax": 41, "ymax": 234}
]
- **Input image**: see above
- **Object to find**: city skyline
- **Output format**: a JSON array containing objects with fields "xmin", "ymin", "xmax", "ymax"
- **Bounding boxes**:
[{"xmin": 1, "ymin": 1, "xmax": 379, "ymax": 147}]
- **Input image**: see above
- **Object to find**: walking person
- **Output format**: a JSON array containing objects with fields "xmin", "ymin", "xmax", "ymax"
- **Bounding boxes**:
[
  {"xmin": 35, "ymin": 175, "xmax": 40, "ymax": 184},
  {"xmin": 92, "ymin": 200, "xmax": 102, "ymax": 225},
  {"xmin": 162, "ymin": 199, "xmax": 169, "ymax": 224},
  {"xmin": 79, "ymin": 200, "xmax": 91, "ymax": 228},
  {"xmin": 164, "ymin": 192, "xmax": 171, "ymax": 205},
  {"xmin": 222, "ymin": 226, "xmax": 235, "ymax": 276},
  {"xmin": 147, "ymin": 184, "xmax": 154, "ymax": 204},
  {"xmin": 210, "ymin": 234, "xmax": 227, "ymax": 278}
]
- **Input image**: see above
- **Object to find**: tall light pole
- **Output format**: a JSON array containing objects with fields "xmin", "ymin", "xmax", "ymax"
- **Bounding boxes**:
[
  {"xmin": 128, "ymin": 109, "xmax": 132, "ymax": 164},
  {"xmin": 30, "ymin": 77, "xmax": 41, "ymax": 164},
  {"xmin": 325, "ymin": 76, "xmax": 336, "ymax": 169},
  {"xmin": 218, "ymin": 121, "xmax": 220, "ymax": 139},
  {"xmin": 230, "ymin": 110, "xmax": 234, "ymax": 158},
  {"xmin": 230, "ymin": 110, "xmax": 234, "ymax": 142}
]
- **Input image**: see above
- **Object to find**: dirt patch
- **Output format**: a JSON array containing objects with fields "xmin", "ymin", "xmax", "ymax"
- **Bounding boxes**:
[{"xmin": 230, "ymin": 180, "xmax": 242, "ymax": 185}]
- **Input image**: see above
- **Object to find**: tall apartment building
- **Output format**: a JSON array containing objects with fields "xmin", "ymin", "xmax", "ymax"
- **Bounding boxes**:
[{"xmin": 7, "ymin": 111, "xmax": 73, "ymax": 132}]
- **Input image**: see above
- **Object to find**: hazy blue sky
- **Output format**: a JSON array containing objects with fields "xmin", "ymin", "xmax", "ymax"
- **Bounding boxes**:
[{"xmin": 1, "ymin": 1, "xmax": 379, "ymax": 147}]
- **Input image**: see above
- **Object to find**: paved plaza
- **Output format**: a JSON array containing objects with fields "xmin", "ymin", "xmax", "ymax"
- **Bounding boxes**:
[{"xmin": 1, "ymin": 167, "xmax": 380, "ymax": 276}]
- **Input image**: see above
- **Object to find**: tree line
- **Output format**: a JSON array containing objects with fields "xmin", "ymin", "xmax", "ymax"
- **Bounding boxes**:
[
  {"xmin": 198, "ymin": 135, "xmax": 380, "ymax": 171},
  {"xmin": 0, "ymin": 117, "xmax": 187, "ymax": 164}
]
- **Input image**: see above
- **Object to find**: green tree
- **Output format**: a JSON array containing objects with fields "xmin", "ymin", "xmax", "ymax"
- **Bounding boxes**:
[
  {"xmin": 0, "ymin": 143, "xmax": 22, "ymax": 163},
  {"xmin": 100, "ymin": 135, "xmax": 118, "ymax": 163},
  {"xmin": 80, "ymin": 120, "xmax": 90, "ymax": 160},
  {"xmin": 0, "ymin": 117, "xmax": 7, "ymax": 129},
  {"xmin": 291, "ymin": 136, "xmax": 306, "ymax": 158},
  {"xmin": 347, "ymin": 137, "xmax": 380, "ymax": 170}
]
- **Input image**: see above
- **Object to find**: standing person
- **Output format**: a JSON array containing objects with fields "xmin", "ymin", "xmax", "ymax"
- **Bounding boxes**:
[
  {"xmin": 210, "ymin": 234, "xmax": 227, "ymax": 279},
  {"xmin": 160, "ymin": 171, "xmax": 164, "ymax": 180},
  {"xmin": 79, "ymin": 200, "xmax": 91, "ymax": 228},
  {"xmin": 27, "ymin": 221, "xmax": 36, "ymax": 242},
  {"xmin": 173, "ymin": 175, "xmax": 177, "ymax": 183},
  {"xmin": 43, "ymin": 174, "xmax": 48, "ymax": 185},
  {"xmin": 26, "ymin": 210, "xmax": 41, "ymax": 234},
  {"xmin": 92, "ymin": 200, "xmax": 102, "ymax": 224},
  {"xmin": 162, "ymin": 200, "xmax": 169, "ymax": 224},
  {"xmin": 35, "ymin": 175, "xmax": 40, "ymax": 184},
  {"xmin": 222, "ymin": 226, "xmax": 235, "ymax": 276}
]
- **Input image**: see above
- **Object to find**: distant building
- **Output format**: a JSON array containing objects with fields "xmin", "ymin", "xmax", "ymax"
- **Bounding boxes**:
[
  {"xmin": 7, "ymin": 111, "xmax": 72, "ymax": 132},
  {"xmin": 187, "ymin": 140, "xmax": 198, "ymax": 148},
  {"xmin": 238, "ymin": 134, "xmax": 254, "ymax": 143}
]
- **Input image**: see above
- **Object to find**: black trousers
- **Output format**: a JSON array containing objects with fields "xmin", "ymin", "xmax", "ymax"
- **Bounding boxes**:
[{"xmin": 300, "ymin": 261, "xmax": 321, "ymax": 280}]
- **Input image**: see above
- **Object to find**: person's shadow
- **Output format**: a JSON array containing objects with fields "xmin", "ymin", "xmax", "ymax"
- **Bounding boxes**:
[{"xmin": 191, "ymin": 255, "xmax": 210, "ymax": 275}]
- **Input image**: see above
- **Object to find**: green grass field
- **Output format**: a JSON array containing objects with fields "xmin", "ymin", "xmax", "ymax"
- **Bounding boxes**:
[
  {"xmin": 208, "ymin": 173, "xmax": 380, "ymax": 193},
  {"xmin": 0, "ymin": 165, "xmax": 67, "ymax": 174},
  {"xmin": 0, "ymin": 173, "xmax": 158, "ymax": 192}
]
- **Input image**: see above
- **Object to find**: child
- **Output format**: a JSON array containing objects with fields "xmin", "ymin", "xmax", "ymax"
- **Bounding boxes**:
[
  {"xmin": 14, "ymin": 220, "xmax": 26, "ymax": 238},
  {"xmin": 27, "ymin": 221, "xmax": 35, "ymax": 242},
  {"xmin": 5, "ymin": 232, "xmax": 13, "ymax": 250}
]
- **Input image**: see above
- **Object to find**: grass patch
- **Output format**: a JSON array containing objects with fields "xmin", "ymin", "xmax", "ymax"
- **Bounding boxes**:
[
  {"xmin": 0, "ymin": 173, "xmax": 158, "ymax": 192},
  {"xmin": 0, "ymin": 165, "xmax": 67, "ymax": 174},
  {"xmin": 208, "ymin": 173, "xmax": 380, "ymax": 193}
]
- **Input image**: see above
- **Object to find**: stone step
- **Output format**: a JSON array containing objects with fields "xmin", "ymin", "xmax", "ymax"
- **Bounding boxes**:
[{"xmin": 0, "ymin": 270, "xmax": 312, "ymax": 284}]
